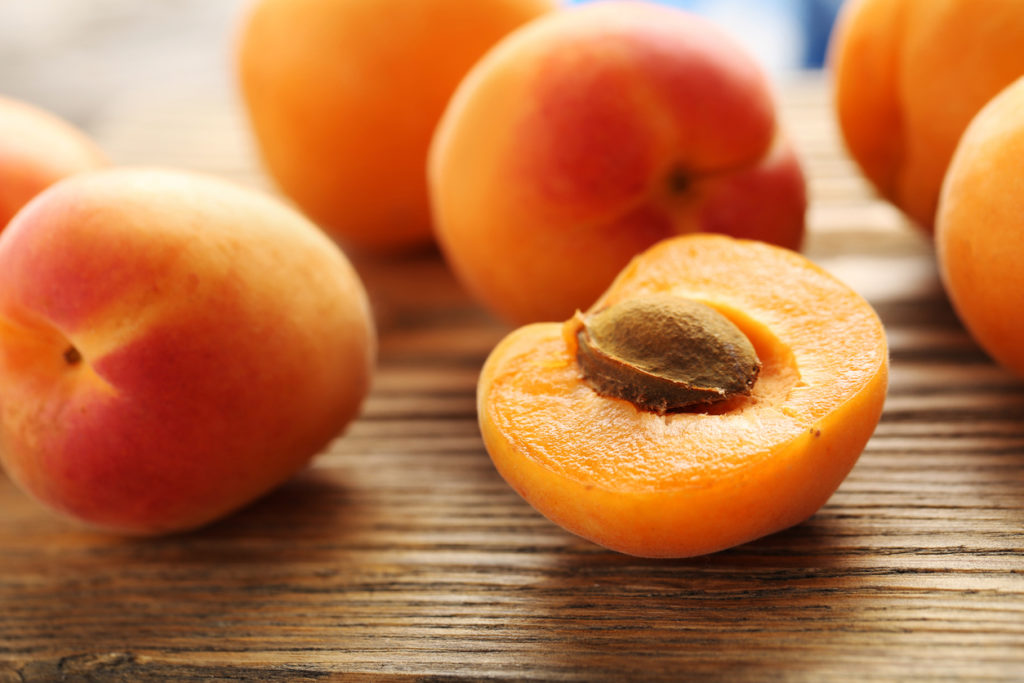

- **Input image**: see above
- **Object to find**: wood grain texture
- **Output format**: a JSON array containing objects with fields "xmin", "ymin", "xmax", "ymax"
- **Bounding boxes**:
[{"xmin": 2, "ymin": 15, "xmax": 1024, "ymax": 680}]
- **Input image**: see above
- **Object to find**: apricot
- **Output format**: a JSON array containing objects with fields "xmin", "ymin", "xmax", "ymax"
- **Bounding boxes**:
[
  {"xmin": 429, "ymin": 1, "xmax": 806, "ymax": 325},
  {"xmin": 237, "ymin": 0, "xmax": 556, "ymax": 251},
  {"xmin": 478, "ymin": 234, "xmax": 888, "ymax": 558},
  {"xmin": 0, "ymin": 168, "xmax": 375, "ymax": 534},
  {"xmin": 0, "ymin": 95, "xmax": 106, "ymax": 233},
  {"xmin": 936, "ymin": 76, "xmax": 1024, "ymax": 379},
  {"xmin": 830, "ymin": 0, "xmax": 1024, "ymax": 231}
]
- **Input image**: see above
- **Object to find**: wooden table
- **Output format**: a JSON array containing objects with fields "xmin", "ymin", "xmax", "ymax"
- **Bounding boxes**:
[{"xmin": 2, "ymin": 8, "xmax": 1023, "ymax": 680}]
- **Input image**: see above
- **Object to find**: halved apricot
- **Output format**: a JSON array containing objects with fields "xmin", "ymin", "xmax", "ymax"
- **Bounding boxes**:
[{"xmin": 478, "ymin": 234, "xmax": 889, "ymax": 558}]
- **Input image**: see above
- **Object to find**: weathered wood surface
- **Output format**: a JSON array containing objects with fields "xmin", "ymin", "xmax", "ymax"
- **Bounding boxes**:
[{"xmin": 2, "ymin": 6, "xmax": 1023, "ymax": 681}]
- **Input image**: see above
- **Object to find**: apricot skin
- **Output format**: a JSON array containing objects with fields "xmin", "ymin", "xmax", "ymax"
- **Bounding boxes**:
[
  {"xmin": 0, "ymin": 168, "xmax": 375, "ymax": 534},
  {"xmin": 0, "ymin": 96, "xmax": 106, "ymax": 232},
  {"xmin": 478, "ymin": 235, "xmax": 888, "ymax": 558},
  {"xmin": 830, "ymin": 0, "xmax": 1024, "ymax": 231},
  {"xmin": 430, "ymin": 1, "xmax": 806, "ymax": 325},
  {"xmin": 237, "ymin": 0, "xmax": 556, "ymax": 251},
  {"xmin": 937, "ymin": 76, "xmax": 1024, "ymax": 379}
]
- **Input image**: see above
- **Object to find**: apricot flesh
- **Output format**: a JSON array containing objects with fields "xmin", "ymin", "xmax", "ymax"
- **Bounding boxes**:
[
  {"xmin": 830, "ymin": 0, "xmax": 1024, "ymax": 231},
  {"xmin": 0, "ymin": 168, "xmax": 375, "ymax": 534},
  {"xmin": 429, "ymin": 0, "xmax": 806, "ymax": 325},
  {"xmin": 0, "ymin": 95, "xmax": 106, "ymax": 232},
  {"xmin": 237, "ymin": 0, "xmax": 556, "ymax": 251},
  {"xmin": 478, "ymin": 235, "xmax": 888, "ymax": 558},
  {"xmin": 936, "ymin": 76, "xmax": 1024, "ymax": 379}
]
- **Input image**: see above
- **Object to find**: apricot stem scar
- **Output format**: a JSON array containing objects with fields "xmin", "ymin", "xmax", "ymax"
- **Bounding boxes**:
[
  {"xmin": 573, "ymin": 294, "xmax": 760, "ymax": 414},
  {"xmin": 63, "ymin": 345, "xmax": 82, "ymax": 365},
  {"xmin": 666, "ymin": 166, "xmax": 690, "ymax": 195}
]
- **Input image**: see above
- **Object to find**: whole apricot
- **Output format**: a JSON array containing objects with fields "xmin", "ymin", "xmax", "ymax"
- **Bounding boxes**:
[
  {"xmin": 0, "ymin": 168, "xmax": 375, "ymax": 534},
  {"xmin": 429, "ymin": 1, "xmax": 806, "ymax": 325},
  {"xmin": 0, "ymin": 95, "xmax": 106, "ymax": 233},
  {"xmin": 830, "ymin": 0, "xmax": 1024, "ymax": 231},
  {"xmin": 478, "ymin": 234, "xmax": 888, "ymax": 558},
  {"xmin": 237, "ymin": 0, "xmax": 556, "ymax": 251},
  {"xmin": 936, "ymin": 76, "xmax": 1024, "ymax": 379}
]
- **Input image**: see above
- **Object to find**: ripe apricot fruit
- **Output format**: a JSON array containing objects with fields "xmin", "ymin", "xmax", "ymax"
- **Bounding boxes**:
[
  {"xmin": 237, "ymin": 0, "xmax": 556, "ymax": 251},
  {"xmin": 429, "ymin": 1, "xmax": 806, "ymax": 325},
  {"xmin": 0, "ymin": 168, "xmax": 375, "ymax": 534},
  {"xmin": 478, "ymin": 234, "xmax": 888, "ymax": 558},
  {"xmin": 937, "ymin": 76, "xmax": 1024, "ymax": 379},
  {"xmin": 0, "ymin": 95, "xmax": 106, "ymax": 232},
  {"xmin": 830, "ymin": 0, "xmax": 1024, "ymax": 231}
]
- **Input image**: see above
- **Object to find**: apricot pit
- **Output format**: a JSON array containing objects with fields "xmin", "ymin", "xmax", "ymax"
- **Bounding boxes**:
[{"xmin": 571, "ymin": 294, "xmax": 761, "ymax": 414}]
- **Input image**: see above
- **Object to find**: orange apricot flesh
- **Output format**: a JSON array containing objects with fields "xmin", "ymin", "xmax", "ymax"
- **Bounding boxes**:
[{"xmin": 478, "ymin": 235, "xmax": 889, "ymax": 558}]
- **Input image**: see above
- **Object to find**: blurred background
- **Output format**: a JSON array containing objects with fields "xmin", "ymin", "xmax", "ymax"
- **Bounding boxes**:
[
  {"xmin": 569, "ymin": 0, "xmax": 844, "ymax": 73},
  {"xmin": 0, "ymin": 0, "xmax": 249, "ymax": 126},
  {"xmin": 0, "ymin": 0, "xmax": 844, "ymax": 132}
]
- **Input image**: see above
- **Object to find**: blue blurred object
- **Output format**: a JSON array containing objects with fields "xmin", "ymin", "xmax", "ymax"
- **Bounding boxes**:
[
  {"xmin": 564, "ymin": 0, "xmax": 843, "ymax": 72},
  {"xmin": 802, "ymin": 0, "xmax": 844, "ymax": 68}
]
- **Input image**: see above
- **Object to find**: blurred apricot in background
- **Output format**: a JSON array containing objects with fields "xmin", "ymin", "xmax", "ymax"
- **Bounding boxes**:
[
  {"xmin": 237, "ymin": 0, "xmax": 556, "ymax": 252},
  {"xmin": 830, "ymin": 0, "xmax": 1024, "ymax": 232}
]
